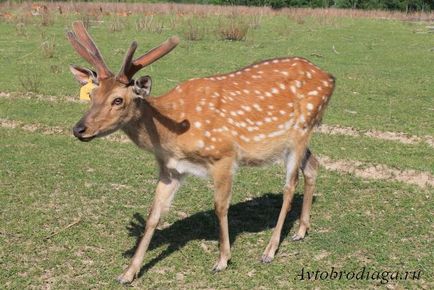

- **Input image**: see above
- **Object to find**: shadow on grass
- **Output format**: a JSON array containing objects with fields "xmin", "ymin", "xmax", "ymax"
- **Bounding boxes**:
[{"xmin": 123, "ymin": 192, "xmax": 315, "ymax": 278}]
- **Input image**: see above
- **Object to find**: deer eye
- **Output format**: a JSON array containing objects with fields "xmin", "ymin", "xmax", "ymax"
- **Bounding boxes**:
[{"xmin": 112, "ymin": 97, "xmax": 123, "ymax": 106}]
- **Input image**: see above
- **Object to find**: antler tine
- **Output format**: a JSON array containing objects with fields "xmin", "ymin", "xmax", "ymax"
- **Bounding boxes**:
[
  {"xmin": 67, "ymin": 32, "xmax": 98, "ymax": 69},
  {"xmin": 126, "ymin": 36, "xmax": 180, "ymax": 79},
  {"xmin": 116, "ymin": 41, "xmax": 138, "ymax": 85},
  {"xmin": 69, "ymin": 21, "xmax": 113, "ymax": 80}
]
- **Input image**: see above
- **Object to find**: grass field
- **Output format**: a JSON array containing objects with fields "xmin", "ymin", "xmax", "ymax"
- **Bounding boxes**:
[{"xmin": 0, "ymin": 3, "xmax": 433, "ymax": 289}]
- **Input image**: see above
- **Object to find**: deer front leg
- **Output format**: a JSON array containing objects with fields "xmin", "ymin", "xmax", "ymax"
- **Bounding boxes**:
[
  {"xmin": 210, "ymin": 157, "xmax": 234, "ymax": 272},
  {"xmin": 117, "ymin": 173, "xmax": 182, "ymax": 284},
  {"xmin": 262, "ymin": 146, "xmax": 305, "ymax": 263},
  {"xmin": 293, "ymin": 148, "xmax": 319, "ymax": 241}
]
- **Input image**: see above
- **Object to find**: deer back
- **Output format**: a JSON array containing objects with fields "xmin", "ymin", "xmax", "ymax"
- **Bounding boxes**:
[{"xmin": 151, "ymin": 57, "xmax": 335, "ymax": 169}]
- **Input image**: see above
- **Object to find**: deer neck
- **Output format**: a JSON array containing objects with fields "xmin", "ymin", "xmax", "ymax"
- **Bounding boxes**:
[{"xmin": 121, "ymin": 96, "xmax": 183, "ymax": 157}]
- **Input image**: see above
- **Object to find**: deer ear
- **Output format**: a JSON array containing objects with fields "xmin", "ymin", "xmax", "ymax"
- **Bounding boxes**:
[
  {"xmin": 133, "ymin": 75, "xmax": 152, "ymax": 97},
  {"xmin": 69, "ymin": 65, "xmax": 98, "ymax": 86}
]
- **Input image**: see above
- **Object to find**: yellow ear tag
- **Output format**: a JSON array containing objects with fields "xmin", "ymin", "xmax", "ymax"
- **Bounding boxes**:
[{"xmin": 79, "ymin": 78, "xmax": 96, "ymax": 101}]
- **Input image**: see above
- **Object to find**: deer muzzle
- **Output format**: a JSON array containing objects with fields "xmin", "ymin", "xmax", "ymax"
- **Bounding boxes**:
[{"xmin": 73, "ymin": 120, "xmax": 94, "ymax": 142}]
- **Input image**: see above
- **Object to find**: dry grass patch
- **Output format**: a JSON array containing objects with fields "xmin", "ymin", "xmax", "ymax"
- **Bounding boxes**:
[
  {"xmin": 183, "ymin": 17, "xmax": 206, "ymax": 41},
  {"xmin": 2, "ymin": 3, "xmax": 434, "ymax": 21},
  {"xmin": 0, "ymin": 2, "xmax": 428, "ymax": 24},
  {"xmin": 218, "ymin": 16, "xmax": 250, "ymax": 41}
]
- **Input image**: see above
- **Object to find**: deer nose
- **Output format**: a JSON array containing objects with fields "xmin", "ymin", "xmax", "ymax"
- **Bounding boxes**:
[{"xmin": 73, "ymin": 123, "xmax": 87, "ymax": 138}]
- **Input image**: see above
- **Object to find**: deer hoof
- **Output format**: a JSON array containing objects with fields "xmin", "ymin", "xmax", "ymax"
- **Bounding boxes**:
[
  {"xmin": 292, "ymin": 233, "xmax": 305, "ymax": 241},
  {"xmin": 261, "ymin": 254, "xmax": 274, "ymax": 263},
  {"xmin": 116, "ymin": 270, "xmax": 136, "ymax": 285},
  {"xmin": 211, "ymin": 260, "xmax": 228, "ymax": 272}
]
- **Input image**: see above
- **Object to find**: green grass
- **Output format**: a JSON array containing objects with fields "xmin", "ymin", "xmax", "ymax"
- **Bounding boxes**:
[
  {"xmin": 1, "ymin": 95, "xmax": 433, "ymax": 174},
  {"xmin": 1, "ymin": 128, "xmax": 432, "ymax": 289},
  {"xmin": 0, "ymin": 8, "xmax": 433, "ymax": 290},
  {"xmin": 0, "ymin": 15, "xmax": 433, "ymax": 135}
]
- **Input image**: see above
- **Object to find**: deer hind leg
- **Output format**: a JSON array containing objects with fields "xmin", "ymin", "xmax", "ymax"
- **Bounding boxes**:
[
  {"xmin": 117, "ymin": 171, "xmax": 182, "ymax": 284},
  {"xmin": 261, "ymin": 144, "xmax": 307, "ymax": 263},
  {"xmin": 210, "ymin": 157, "xmax": 235, "ymax": 272},
  {"xmin": 293, "ymin": 148, "xmax": 319, "ymax": 241}
]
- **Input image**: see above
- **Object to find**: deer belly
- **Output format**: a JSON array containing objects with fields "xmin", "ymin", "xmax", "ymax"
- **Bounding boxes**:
[
  {"xmin": 237, "ymin": 140, "xmax": 289, "ymax": 166},
  {"xmin": 166, "ymin": 158, "xmax": 208, "ymax": 178}
]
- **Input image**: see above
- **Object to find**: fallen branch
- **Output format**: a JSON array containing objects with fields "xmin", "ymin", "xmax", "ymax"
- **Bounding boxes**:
[{"xmin": 43, "ymin": 218, "xmax": 81, "ymax": 241}]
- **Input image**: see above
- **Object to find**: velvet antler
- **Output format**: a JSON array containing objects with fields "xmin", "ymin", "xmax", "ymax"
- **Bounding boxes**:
[{"xmin": 67, "ymin": 21, "xmax": 113, "ymax": 80}]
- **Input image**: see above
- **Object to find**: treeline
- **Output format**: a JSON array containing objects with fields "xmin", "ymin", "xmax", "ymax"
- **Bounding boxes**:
[
  {"xmin": 197, "ymin": 0, "xmax": 434, "ymax": 10},
  {"xmin": 3, "ymin": 0, "xmax": 433, "ymax": 11}
]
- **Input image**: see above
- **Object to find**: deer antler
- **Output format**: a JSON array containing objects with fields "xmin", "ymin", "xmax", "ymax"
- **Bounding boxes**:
[
  {"xmin": 116, "ymin": 36, "xmax": 180, "ymax": 83},
  {"xmin": 116, "ymin": 41, "xmax": 138, "ymax": 84},
  {"xmin": 67, "ymin": 21, "xmax": 113, "ymax": 80},
  {"xmin": 67, "ymin": 21, "xmax": 179, "ymax": 84}
]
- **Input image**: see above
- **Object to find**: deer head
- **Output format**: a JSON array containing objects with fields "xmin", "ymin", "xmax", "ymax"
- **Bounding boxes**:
[{"xmin": 67, "ymin": 21, "xmax": 179, "ymax": 141}]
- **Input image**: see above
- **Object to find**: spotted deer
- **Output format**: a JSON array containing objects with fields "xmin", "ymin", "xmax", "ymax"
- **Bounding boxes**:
[{"xmin": 67, "ymin": 21, "xmax": 335, "ymax": 284}]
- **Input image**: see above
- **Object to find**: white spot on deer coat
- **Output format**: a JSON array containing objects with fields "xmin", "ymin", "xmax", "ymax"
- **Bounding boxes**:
[
  {"xmin": 268, "ymin": 130, "xmax": 285, "ymax": 138},
  {"xmin": 253, "ymin": 104, "xmax": 263, "ymax": 111},
  {"xmin": 253, "ymin": 134, "xmax": 265, "ymax": 141},
  {"xmin": 295, "ymin": 80, "xmax": 302, "ymax": 88},
  {"xmin": 197, "ymin": 140, "xmax": 205, "ymax": 148},
  {"xmin": 306, "ymin": 103, "xmax": 314, "ymax": 111},
  {"xmin": 240, "ymin": 135, "xmax": 250, "ymax": 142},
  {"xmin": 241, "ymin": 105, "xmax": 251, "ymax": 112}
]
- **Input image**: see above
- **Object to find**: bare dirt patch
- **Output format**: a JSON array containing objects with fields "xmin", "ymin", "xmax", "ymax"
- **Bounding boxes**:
[
  {"xmin": 318, "ymin": 155, "xmax": 434, "ymax": 189},
  {"xmin": 317, "ymin": 124, "xmax": 434, "ymax": 148},
  {"xmin": 0, "ymin": 118, "xmax": 129, "ymax": 143},
  {"xmin": 0, "ymin": 118, "xmax": 68, "ymax": 136}
]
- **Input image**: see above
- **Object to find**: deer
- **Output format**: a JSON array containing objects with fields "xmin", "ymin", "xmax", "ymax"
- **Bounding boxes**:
[{"xmin": 66, "ymin": 21, "xmax": 335, "ymax": 284}]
